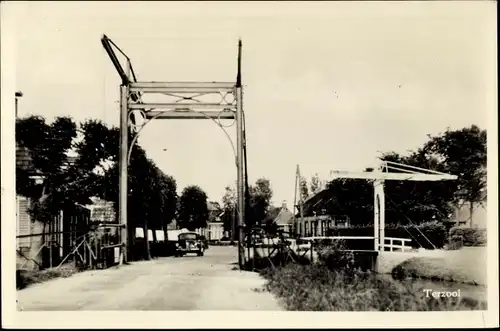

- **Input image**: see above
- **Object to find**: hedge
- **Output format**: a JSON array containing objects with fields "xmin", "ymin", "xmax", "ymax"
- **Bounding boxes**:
[{"xmin": 449, "ymin": 227, "xmax": 487, "ymax": 247}]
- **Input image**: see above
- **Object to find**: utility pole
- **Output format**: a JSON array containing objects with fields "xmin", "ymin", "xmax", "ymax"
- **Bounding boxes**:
[
  {"xmin": 235, "ymin": 39, "xmax": 246, "ymax": 269},
  {"xmin": 293, "ymin": 165, "xmax": 300, "ymax": 236}
]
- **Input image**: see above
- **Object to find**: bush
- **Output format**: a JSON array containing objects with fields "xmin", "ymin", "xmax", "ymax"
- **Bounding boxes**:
[
  {"xmin": 447, "ymin": 235, "xmax": 464, "ymax": 250},
  {"xmin": 260, "ymin": 264, "xmax": 486, "ymax": 311},
  {"xmin": 409, "ymin": 221, "xmax": 447, "ymax": 249},
  {"xmin": 17, "ymin": 265, "xmax": 80, "ymax": 290},
  {"xmin": 316, "ymin": 239, "xmax": 356, "ymax": 271},
  {"xmin": 449, "ymin": 227, "xmax": 486, "ymax": 246}
]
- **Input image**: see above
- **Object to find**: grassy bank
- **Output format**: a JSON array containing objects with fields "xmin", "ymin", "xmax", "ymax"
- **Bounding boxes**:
[
  {"xmin": 391, "ymin": 247, "xmax": 487, "ymax": 285},
  {"xmin": 17, "ymin": 265, "xmax": 81, "ymax": 290},
  {"xmin": 260, "ymin": 264, "xmax": 486, "ymax": 311}
]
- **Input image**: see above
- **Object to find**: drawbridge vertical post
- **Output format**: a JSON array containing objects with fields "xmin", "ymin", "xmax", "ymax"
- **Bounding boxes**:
[{"xmin": 119, "ymin": 84, "xmax": 129, "ymax": 264}]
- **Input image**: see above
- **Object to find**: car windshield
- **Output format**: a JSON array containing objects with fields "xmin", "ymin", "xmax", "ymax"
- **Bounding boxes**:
[{"xmin": 179, "ymin": 233, "xmax": 197, "ymax": 240}]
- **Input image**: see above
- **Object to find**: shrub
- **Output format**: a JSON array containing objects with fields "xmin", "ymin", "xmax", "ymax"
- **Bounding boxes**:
[
  {"xmin": 261, "ymin": 264, "xmax": 486, "ymax": 311},
  {"xmin": 408, "ymin": 221, "xmax": 447, "ymax": 249},
  {"xmin": 17, "ymin": 265, "xmax": 80, "ymax": 290},
  {"xmin": 449, "ymin": 227, "xmax": 487, "ymax": 246},
  {"xmin": 447, "ymin": 235, "xmax": 464, "ymax": 250},
  {"xmin": 316, "ymin": 239, "xmax": 356, "ymax": 272}
]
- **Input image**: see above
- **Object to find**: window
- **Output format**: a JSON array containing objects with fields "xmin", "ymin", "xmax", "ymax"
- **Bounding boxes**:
[{"xmin": 17, "ymin": 196, "xmax": 31, "ymax": 248}]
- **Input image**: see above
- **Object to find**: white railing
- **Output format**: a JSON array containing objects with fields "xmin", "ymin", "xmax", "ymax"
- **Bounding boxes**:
[
  {"xmin": 380, "ymin": 237, "xmax": 412, "ymax": 252},
  {"xmin": 302, "ymin": 236, "xmax": 375, "ymax": 241},
  {"xmin": 298, "ymin": 236, "xmax": 412, "ymax": 252}
]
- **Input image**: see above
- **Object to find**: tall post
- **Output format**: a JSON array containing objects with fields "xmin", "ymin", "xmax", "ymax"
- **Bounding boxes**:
[
  {"xmin": 379, "ymin": 180, "xmax": 386, "ymax": 251},
  {"xmin": 374, "ymin": 179, "xmax": 385, "ymax": 252},
  {"xmin": 298, "ymin": 166, "xmax": 304, "ymax": 237},
  {"xmin": 293, "ymin": 165, "xmax": 299, "ymax": 236},
  {"xmin": 236, "ymin": 39, "xmax": 245, "ymax": 269},
  {"xmin": 15, "ymin": 91, "xmax": 23, "ymax": 118},
  {"xmin": 119, "ymin": 85, "xmax": 129, "ymax": 264}
]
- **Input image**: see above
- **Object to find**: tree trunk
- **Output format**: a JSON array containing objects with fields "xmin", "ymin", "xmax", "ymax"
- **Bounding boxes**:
[
  {"xmin": 143, "ymin": 222, "xmax": 151, "ymax": 260},
  {"xmin": 469, "ymin": 201, "xmax": 474, "ymax": 228},
  {"xmin": 163, "ymin": 225, "xmax": 169, "ymax": 242},
  {"xmin": 127, "ymin": 222, "xmax": 135, "ymax": 262},
  {"xmin": 151, "ymin": 228, "xmax": 157, "ymax": 258}
]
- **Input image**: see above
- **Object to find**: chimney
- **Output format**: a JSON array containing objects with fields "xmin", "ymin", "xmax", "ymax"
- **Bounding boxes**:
[{"xmin": 282, "ymin": 200, "xmax": 287, "ymax": 210}]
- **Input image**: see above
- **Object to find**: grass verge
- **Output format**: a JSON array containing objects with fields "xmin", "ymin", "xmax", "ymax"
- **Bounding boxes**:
[
  {"xmin": 260, "ymin": 264, "xmax": 487, "ymax": 311},
  {"xmin": 392, "ymin": 247, "xmax": 486, "ymax": 285},
  {"xmin": 17, "ymin": 265, "xmax": 81, "ymax": 290}
]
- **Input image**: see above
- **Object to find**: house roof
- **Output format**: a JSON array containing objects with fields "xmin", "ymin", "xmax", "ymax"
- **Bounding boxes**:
[
  {"xmin": 16, "ymin": 143, "xmax": 38, "ymax": 174},
  {"xmin": 207, "ymin": 201, "xmax": 219, "ymax": 211},
  {"xmin": 16, "ymin": 143, "xmax": 78, "ymax": 175},
  {"xmin": 296, "ymin": 188, "xmax": 333, "ymax": 217},
  {"xmin": 264, "ymin": 205, "xmax": 294, "ymax": 226},
  {"xmin": 86, "ymin": 197, "xmax": 116, "ymax": 223}
]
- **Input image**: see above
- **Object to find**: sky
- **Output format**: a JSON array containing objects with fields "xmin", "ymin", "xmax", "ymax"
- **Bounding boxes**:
[{"xmin": 6, "ymin": 1, "xmax": 496, "ymax": 208}]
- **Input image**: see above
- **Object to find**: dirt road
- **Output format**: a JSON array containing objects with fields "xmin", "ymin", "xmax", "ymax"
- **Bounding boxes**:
[{"xmin": 16, "ymin": 246, "xmax": 283, "ymax": 311}]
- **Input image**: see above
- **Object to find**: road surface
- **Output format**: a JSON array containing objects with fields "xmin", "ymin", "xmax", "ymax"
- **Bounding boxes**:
[{"xmin": 16, "ymin": 246, "xmax": 283, "ymax": 311}]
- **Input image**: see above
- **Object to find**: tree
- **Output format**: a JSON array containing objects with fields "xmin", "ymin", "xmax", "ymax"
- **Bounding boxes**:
[
  {"xmin": 422, "ymin": 125, "xmax": 487, "ymax": 226},
  {"xmin": 247, "ymin": 178, "xmax": 273, "ymax": 228},
  {"xmin": 208, "ymin": 201, "xmax": 222, "ymax": 222},
  {"xmin": 77, "ymin": 121, "xmax": 178, "ymax": 261},
  {"xmin": 310, "ymin": 173, "xmax": 321, "ymax": 195},
  {"xmin": 299, "ymin": 176, "xmax": 309, "ymax": 201},
  {"xmin": 221, "ymin": 186, "xmax": 236, "ymax": 235},
  {"xmin": 178, "ymin": 185, "xmax": 209, "ymax": 231},
  {"xmin": 16, "ymin": 116, "xmax": 79, "ymax": 225}
]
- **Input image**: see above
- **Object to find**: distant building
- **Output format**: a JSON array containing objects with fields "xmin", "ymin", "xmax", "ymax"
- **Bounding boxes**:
[
  {"xmin": 205, "ymin": 201, "xmax": 224, "ymax": 241},
  {"xmin": 263, "ymin": 201, "xmax": 295, "ymax": 234},
  {"xmin": 451, "ymin": 200, "xmax": 487, "ymax": 228}
]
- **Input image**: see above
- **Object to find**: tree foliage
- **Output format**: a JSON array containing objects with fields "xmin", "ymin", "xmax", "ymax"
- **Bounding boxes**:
[
  {"xmin": 247, "ymin": 178, "xmax": 273, "ymax": 228},
  {"xmin": 221, "ymin": 186, "xmax": 236, "ymax": 233},
  {"xmin": 178, "ymin": 185, "xmax": 209, "ymax": 231},
  {"xmin": 16, "ymin": 116, "xmax": 79, "ymax": 223},
  {"xmin": 310, "ymin": 173, "xmax": 321, "ymax": 195},
  {"xmin": 299, "ymin": 176, "xmax": 309, "ymax": 201},
  {"xmin": 16, "ymin": 115, "xmax": 179, "ymax": 261},
  {"xmin": 422, "ymin": 125, "xmax": 487, "ymax": 205}
]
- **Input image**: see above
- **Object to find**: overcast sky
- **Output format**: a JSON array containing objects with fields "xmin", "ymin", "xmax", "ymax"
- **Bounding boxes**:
[{"xmin": 7, "ymin": 1, "xmax": 495, "ymax": 208}]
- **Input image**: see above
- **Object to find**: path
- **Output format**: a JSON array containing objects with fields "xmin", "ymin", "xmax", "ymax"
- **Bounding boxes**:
[{"xmin": 17, "ymin": 246, "xmax": 283, "ymax": 311}]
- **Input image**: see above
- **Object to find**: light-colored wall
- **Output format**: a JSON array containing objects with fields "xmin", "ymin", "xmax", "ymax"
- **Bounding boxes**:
[
  {"xmin": 16, "ymin": 196, "xmax": 44, "ymax": 270},
  {"xmin": 454, "ymin": 201, "xmax": 487, "ymax": 228}
]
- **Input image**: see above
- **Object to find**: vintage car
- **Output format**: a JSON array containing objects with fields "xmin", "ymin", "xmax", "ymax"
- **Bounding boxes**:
[{"xmin": 174, "ymin": 232, "xmax": 205, "ymax": 257}]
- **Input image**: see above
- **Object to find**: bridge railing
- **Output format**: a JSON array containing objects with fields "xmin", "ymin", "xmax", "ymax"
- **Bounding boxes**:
[{"xmin": 380, "ymin": 237, "xmax": 412, "ymax": 252}]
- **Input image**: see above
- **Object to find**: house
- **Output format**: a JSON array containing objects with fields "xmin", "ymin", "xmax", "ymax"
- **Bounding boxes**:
[
  {"xmin": 263, "ymin": 201, "xmax": 295, "ymax": 234},
  {"xmin": 16, "ymin": 143, "xmax": 92, "ymax": 270},
  {"xmin": 293, "ymin": 188, "xmax": 350, "ymax": 237},
  {"xmin": 85, "ymin": 197, "xmax": 116, "ymax": 224},
  {"xmin": 450, "ymin": 200, "xmax": 487, "ymax": 229},
  {"xmin": 205, "ymin": 201, "xmax": 224, "ymax": 241},
  {"xmin": 16, "ymin": 143, "xmax": 48, "ymax": 269}
]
